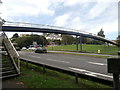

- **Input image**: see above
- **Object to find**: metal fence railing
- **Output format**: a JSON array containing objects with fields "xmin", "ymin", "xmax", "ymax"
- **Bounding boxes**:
[{"xmin": 2, "ymin": 32, "xmax": 20, "ymax": 74}]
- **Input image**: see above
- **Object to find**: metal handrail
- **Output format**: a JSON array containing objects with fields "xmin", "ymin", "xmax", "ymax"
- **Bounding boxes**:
[
  {"xmin": 3, "ymin": 21, "xmax": 117, "ymax": 45},
  {"xmin": 3, "ymin": 32, "xmax": 20, "ymax": 74}
]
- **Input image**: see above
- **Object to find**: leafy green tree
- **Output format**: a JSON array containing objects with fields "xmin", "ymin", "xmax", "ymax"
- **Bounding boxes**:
[
  {"xmin": 53, "ymin": 40, "xmax": 61, "ymax": 45},
  {"xmin": 116, "ymin": 35, "xmax": 120, "ymax": 46},
  {"xmin": 80, "ymin": 37, "xmax": 87, "ymax": 44},
  {"xmin": 11, "ymin": 33, "xmax": 19, "ymax": 42},
  {"xmin": 12, "ymin": 33, "xmax": 19, "ymax": 38},
  {"xmin": 97, "ymin": 29, "xmax": 105, "ymax": 37},
  {"xmin": 15, "ymin": 34, "xmax": 49, "ymax": 48},
  {"xmin": 61, "ymin": 35, "xmax": 75, "ymax": 45}
]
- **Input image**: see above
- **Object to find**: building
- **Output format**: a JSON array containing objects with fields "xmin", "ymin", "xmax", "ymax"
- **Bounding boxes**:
[
  {"xmin": 20, "ymin": 34, "xmax": 29, "ymax": 37},
  {"xmin": 45, "ymin": 33, "xmax": 62, "ymax": 40}
]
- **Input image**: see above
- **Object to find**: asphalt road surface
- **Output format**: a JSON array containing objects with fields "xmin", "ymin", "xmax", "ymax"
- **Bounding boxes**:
[{"xmin": 19, "ymin": 51, "xmax": 114, "ymax": 81}]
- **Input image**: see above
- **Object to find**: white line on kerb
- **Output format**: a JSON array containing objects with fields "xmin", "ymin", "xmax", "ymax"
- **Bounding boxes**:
[
  {"xmin": 69, "ymin": 67, "xmax": 112, "ymax": 78},
  {"xmin": 88, "ymin": 62, "xmax": 107, "ymax": 66},
  {"xmin": 47, "ymin": 59, "xmax": 69, "ymax": 64}
]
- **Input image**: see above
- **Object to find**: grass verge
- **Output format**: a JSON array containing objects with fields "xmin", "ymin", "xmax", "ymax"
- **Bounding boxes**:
[
  {"xmin": 12, "ymin": 61, "xmax": 112, "ymax": 88},
  {"xmin": 46, "ymin": 44, "xmax": 119, "ymax": 55}
]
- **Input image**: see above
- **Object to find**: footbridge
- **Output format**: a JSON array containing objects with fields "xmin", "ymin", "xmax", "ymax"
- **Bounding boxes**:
[
  {"xmin": 2, "ymin": 21, "xmax": 118, "ymax": 46},
  {"xmin": 1, "ymin": 21, "xmax": 119, "ymax": 86}
]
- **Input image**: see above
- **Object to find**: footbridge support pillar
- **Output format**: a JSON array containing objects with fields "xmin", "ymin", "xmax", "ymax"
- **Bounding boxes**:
[
  {"xmin": 79, "ymin": 35, "xmax": 82, "ymax": 52},
  {"xmin": 76, "ymin": 35, "xmax": 79, "ymax": 51}
]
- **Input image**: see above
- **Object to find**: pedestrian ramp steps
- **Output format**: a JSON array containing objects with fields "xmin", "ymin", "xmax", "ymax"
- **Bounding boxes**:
[
  {"xmin": 0, "ymin": 32, "xmax": 20, "ymax": 79},
  {"xmin": 1, "ymin": 54, "xmax": 19, "ymax": 79}
]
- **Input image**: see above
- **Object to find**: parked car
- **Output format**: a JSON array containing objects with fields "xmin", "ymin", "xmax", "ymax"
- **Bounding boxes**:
[
  {"xmin": 15, "ymin": 47, "xmax": 21, "ymax": 51},
  {"xmin": 22, "ymin": 47, "xmax": 27, "ymax": 50},
  {"xmin": 28, "ymin": 47, "xmax": 37, "ymax": 50},
  {"xmin": 35, "ymin": 47, "xmax": 47, "ymax": 53}
]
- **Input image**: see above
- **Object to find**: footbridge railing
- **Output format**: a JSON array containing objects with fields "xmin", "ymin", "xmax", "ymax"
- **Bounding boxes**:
[
  {"xmin": 3, "ymin": 21, "xmax": 118, "ymax": 46},
  {"xmin": 2, "ymin": 32, "xmax": 20, "ymax": 74}
]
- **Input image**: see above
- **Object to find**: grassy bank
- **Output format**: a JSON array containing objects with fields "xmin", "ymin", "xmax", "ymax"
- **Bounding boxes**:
[
  {"xmin": 2, "ymin": 55, "xmax": 112, "ymax": 88},
  {"xmin": 12, "ymin": 61, "xmax": 111, "ymax": 88},
  {"xmin": 46, "ymin": 44, "xmax": 119, "ymax": 55}
]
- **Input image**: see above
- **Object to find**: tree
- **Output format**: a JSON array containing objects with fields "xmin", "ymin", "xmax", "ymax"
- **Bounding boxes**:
[
  {"xmin": 12, "ymin": 33, "xmax": 19, "ymax": 38},
  {"xmin": 61, "ymin": 35, "xmax": 75, "ymax": 45},
  {"xmin": 116, "ymin": 35, "xmax": 120, "ymax": 46},
  {"xmin": 15, "ymin": 34, "xmax": 49, "ymax": 48},
  {"xmin": 11, "ymin": 33, "xmax": 19, "ymax": 43},
  {"xmin": 81, "ymin": 37, "xmax": 87, "ymax": 44},
  {"xmin": 117, "ymin": 35, "xmax": 120, "ymax": 40},
  {"xmin": 53, "ymin": 40, "xmax": 61, "ymax": 45},
  {"xmin": 97, "ymin": 29, "xmax": 105, "ymax": 37}
]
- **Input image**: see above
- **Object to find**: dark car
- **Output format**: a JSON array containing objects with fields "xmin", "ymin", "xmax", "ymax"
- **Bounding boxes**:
[
  {"xmin": 35, "ymin": 47, "xmax": 47, "ymax": 53},
  {"xmin": 15, "ymin": 47, "xmax": 21, "ymax": 51}
]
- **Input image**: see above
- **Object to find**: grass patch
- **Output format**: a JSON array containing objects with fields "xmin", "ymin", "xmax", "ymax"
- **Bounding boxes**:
[
  {"xmin": 13, "ymin": 61, "xmax": 112, "ymax": 88},
  {"xmin": 46, "ymin": 44, "xmax": 119, "ymax": 55},
  {"xmin": 2, "ymin": 54, "xmax": 112, "ymax": 88}
]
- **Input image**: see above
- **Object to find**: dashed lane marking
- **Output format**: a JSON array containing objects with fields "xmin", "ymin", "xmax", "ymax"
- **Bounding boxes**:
[
  {"xmin": 88, "ymin": 62, "xmax": 107, "ymax": 66},
  {"xmin": 47, "ymin": 59, "xmax": 70, "ymax": 64},
  {"xmin": 29, "ymin": 55, "xmax": 41, "ymax": 59}
]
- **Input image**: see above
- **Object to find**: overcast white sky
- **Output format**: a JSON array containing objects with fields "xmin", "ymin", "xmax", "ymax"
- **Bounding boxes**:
[{"xmin": 1, "ymin": 0, "xmax": 119, "ymax": 40}]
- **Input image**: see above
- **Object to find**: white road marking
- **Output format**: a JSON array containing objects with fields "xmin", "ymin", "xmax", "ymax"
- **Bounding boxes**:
[
  {"xmin": 47, "ymin": 59, "xmax": 70, "ymax": 64},
  {"xmin": 30, "ymin": 55, "xmax": 41, "ymax": 59},
  {"xmin": 29, "ymin": 55, "xmax": 69, "ymax": 63},
  {"xmin": 85, "ymin": 73, "xmax": 97, "ymax": 77},
  {"xmin": 69, "ymin": 67, "xmax": 86, "ymax": 72},
  {"xmin": 69, "ymin": 67, "xmax": 112, "ymax": 78},
  {"xmin": 88, "ymin": 62, "xmax": 107, "ymax": 66}
]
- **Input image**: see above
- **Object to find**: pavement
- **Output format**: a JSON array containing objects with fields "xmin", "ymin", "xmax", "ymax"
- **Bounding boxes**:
[{"xmin": 48, "ymin": 50, "xmax": 118, "ymax": 57}]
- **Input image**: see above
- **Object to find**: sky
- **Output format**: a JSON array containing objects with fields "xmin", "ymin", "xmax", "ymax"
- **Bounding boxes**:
[{"xmin": 1, "ymin": 0, "xmax": 119, "ymax": 40}]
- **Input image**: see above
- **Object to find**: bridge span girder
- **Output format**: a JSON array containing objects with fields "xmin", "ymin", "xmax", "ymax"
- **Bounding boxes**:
[{"xmin": 2, "ymin": 26, "xmax": 119, "ymax": 47}]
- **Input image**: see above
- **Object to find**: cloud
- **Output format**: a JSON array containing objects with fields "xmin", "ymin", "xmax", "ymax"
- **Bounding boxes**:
[
  {"xmin": 53, "ymin": 14, "xmax": 88, "ymax": 34},
  {"xmin": 89, "ymin": 20, "xmax": 118, "ymax": 35},
  {"xmin": 86, "ymin": 2, "xmax": 111, "ymax": 19},
  {"xmin": 92, "ymin": 21, "xmax": 118, "ymax": 40},
  {"xmin": 54, "ymin": 13, "xmax": 71, "ymax": 26},
  {"xmin": 67, "ymin": 17, "xmax": 86, "ymax": 30},
  {"xmin": 1, "ymin": 0, "xmax": 118, "ymax": 40},
  {"xmin": 53, "ymin": 14, "xmax": 85, "ymax": 29},
  {"xmin": 24, "ymin": 0, "xmax": 55, "ymax": 15},
  {"xmin": 61, "ymin": 0, "xmax": 119, "ymax": 7},
  {"xmin": 2, "ymin": 0, "xmax": 56, "ymax": 20},
  {"xmin": 96, "ymin": 0, "xmax": 119, "ymax": 2},
  {"xmin": 62, "ymin": 0, "xmax": 83, "ymax": 6}
]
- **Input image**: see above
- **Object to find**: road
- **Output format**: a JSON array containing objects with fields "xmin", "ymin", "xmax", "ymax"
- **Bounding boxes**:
[{"xmin": 19, "ymin": 51, "xmax": 114, "ymax": 81}]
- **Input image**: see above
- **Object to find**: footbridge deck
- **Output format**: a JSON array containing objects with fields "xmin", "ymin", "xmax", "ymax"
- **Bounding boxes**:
[{"xmin": 2, "ymin": 21, "xmax": 118, "ymax": 46}]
